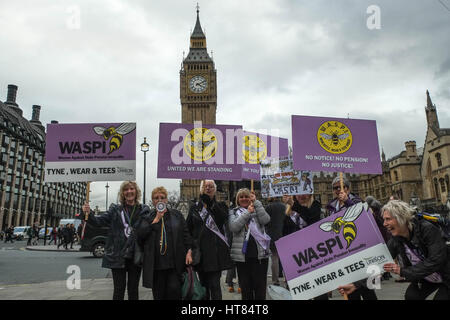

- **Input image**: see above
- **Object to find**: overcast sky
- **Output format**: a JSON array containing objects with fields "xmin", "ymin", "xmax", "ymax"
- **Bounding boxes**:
[{"xmin": 1, "ymin": 0, "xmax": 449, "ymax": 210}]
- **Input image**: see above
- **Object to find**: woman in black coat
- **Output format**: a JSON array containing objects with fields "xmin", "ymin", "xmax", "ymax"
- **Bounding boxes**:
[
  {"xmin": 282, "ymin": 194, "xmax": 328, "ymax": 300},
  {"xmin": 282, "ymin": 194, "xmax": 322, "ymax": 236},
  {"xmin": 136, "ymin": 186, "xmax": 193, "ymax": 300},
  {"xmin": 381, "ymin": 200, "xmax": 450, "ymax": 300},
  {"xmin": 186, "ymin": 180, "xmax": 233, "ymax": 300},
  {"xmin": 82, "ymin": 181, "xmax": 150, "ymax": 300}
]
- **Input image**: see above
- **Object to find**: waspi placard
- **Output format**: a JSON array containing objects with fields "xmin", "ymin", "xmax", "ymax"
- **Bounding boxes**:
[
  {"xmin": 291, "ymin": 115, "xmax": 382, "ymax": 174},
  {"xmin": 44, "ymin": 123, "xmax": 136, "ymax": 182},
  {"xmin": 276, "ymin": 203, "xmax": 394, "ymax": 300}
]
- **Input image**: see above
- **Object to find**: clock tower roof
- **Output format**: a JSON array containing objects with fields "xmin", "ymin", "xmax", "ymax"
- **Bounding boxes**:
[
  {"xmin": 191, "ymin": 5, "xmax": 206, "ymax": 39},
  {"xmin": 184, "ymin": 5, "xmax": 213, "ymax": 64}
]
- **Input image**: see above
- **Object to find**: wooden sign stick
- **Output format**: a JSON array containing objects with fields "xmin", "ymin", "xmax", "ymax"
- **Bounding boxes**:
[
  {"xmin": 251, "ymin": 179, "xmax": 254, "ymax": 193},
  {"xmin": 339, "ymin": 172, "xmax": 349, "ymax": 300}
]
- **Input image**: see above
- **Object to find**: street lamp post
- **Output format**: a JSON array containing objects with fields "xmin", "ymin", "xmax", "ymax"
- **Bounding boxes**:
[
  {"xmin": 141, "ymin": 137, "xmax": 150, "ymax": 205},
  {"xmin": 105, "ymin": 182, "xmax": 110, "ymax": 211}
]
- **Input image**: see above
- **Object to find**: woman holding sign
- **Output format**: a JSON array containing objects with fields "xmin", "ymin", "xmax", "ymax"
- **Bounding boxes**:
[
  {"xmin": 187, "ymin": 180, "xmax": 233, "ymax": 300},
  {"xmin": 82, "ymin": 181, "xmax": 150, "ymax": 300},
  {"xmin": 283, "ymin": 194, "xmax": 329, "ymax": 300},
  {"xmin": 381, "ymin": 200, "xmax": 450, "ymax": 300},
  {"xmin": 136, "ymin": 186, "xmax": 193, "ymax": 300},
  {"xmin": 229, "ymin": 188, "xmax": 271, "ymax": 300}
]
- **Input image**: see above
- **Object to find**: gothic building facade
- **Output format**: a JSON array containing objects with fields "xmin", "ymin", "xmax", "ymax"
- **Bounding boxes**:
[{"xmin": 0, "ymin": 84, "xmax": 87, "ymax": 230}]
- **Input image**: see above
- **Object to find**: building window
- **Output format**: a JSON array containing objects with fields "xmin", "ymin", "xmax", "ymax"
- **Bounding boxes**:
[
  {"xmin": 440, "ymin": 178, "xmax": 446, "ymax": 193},
  {"xmin": 436, "ymin": 153, "xmax": 442, "ymax": 167},
  {"xmin": 446, "ymin": 175, "xmax": 449, "ymax": 192},
  {"xmin": 394, "ymin": 171, "xmax": 399, "ymax": 181},
  {"xmin": 434, "ymin": 178, "xmax": 440, "ymax": 199}
]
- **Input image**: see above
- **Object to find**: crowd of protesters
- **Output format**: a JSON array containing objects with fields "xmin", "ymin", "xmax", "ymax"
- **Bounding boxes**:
[{"xmin": 73, "ymin": 177, "xmax": 449, "ymax": 301}]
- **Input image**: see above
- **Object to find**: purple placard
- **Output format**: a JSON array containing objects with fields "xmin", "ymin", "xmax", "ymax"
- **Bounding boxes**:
[
  {"xmin": 242, "ymin": 131, "xmax": 289, "ymax": 181},
  {"xmin": 291, "ymin": 115, "xmax": 382, "ymax": 174},
  {"xmin": 45, "ymin": 123, "xmax": 136, "ymax": 162},
  {"xmin": 157, "ymin": 122, "xmax": 243, "ymax": 181},
  {"xmin": 276, "ymin": 203, "xmax": 386, "ymax": 281}
]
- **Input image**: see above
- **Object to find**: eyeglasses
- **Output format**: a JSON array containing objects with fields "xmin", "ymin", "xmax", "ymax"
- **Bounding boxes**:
[{"xmin": 333, "ymin": 186, "xmax": 348, "ymax": 191}]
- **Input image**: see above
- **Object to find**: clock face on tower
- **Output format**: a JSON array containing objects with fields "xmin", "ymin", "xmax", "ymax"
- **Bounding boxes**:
[{"xmin": 189, "ymin": 75, "xmax": 207, "ymax": 93}]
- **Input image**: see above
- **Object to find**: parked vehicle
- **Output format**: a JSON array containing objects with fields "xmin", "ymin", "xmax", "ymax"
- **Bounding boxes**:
[
  {"xmin": 38, "ymin": 227, "xmax": 53, "ymax": 239},
  {"xmin": 59, "ymin": 219, "xmax": 82, "ymax": 230},
  {"xmin": 13, "ymin": 226, "xmax": 31, "ymax": 240},
  {"xmin": 79, "ymin": 216, "xmax": 109, "ymax": 258}
]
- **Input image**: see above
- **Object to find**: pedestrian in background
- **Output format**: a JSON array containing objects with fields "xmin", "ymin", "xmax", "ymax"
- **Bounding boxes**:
[
  {"xmin": 69, "ymin": 224, "xmax": 76, "ymax": 249},
  {"xmin": 229, "ymin": 188, "xmax": 271, "ymax": 300},
  {"xmin": 83, "ymin": 181, "xmax": 150, "ymax": 300},
  {"xmin": 4, "ymin": 226, "xmax": 14, "ymax": 243},
  {"xmin": 265, "ymin": 197, "xmax": 286, "ymax": 287},
  {"xmin": 49, "ymin": 227, "xmax": 57, "ymax": 245},
  {"xmin": 187, "ymin": 180, "xmax": 233, "ymax": 300},
  {"xmin": 27, "ymin": 226, "xmax": 33, "ymax": 246}
]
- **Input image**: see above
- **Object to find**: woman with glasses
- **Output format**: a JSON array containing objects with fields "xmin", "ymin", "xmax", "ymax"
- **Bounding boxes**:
[
  {"xmin": 136, "ymin": 186, "xmax": 193, "ymax": 300},
  {"xmin": 229, "ymin": 188, "xmax": 271, "ymax": 300},
  {"xmin": 82, "ymin": 181, "xmax": 150, "ymax": 300},
  {"xmin": 186, "ymin": 180, "xmax": 233, "ymax": 300},
  {"xmin": 326, "ymin": 176, "xmax": 362, "ymax": 215}
]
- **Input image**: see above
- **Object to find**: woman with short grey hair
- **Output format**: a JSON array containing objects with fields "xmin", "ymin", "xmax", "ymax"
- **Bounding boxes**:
[{"xmin": 381, "ymin": 200, "xmax": 450, "ymax": 300}]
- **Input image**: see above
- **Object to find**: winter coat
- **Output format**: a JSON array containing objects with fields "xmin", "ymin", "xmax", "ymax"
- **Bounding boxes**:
[
  {"xmin": 283, "ymin": 200, "xmax": 322, "ymax": 236},
  {"xmin": 265, "ymin": 200, "xmax": 286, "ymax": 244},
  {"xmin": 228, "ymin": 200, "xmax": 271, "ymax": 262},
  {"xmin": 136, "ymin": 208, "xmax": 193, "ymax": 289},
  {"xmin": 186, "ymin": 198, "xmax": 233, "ymax": 273},
  {"xmin": 387, "ymin": 217, "xmax": 450, "ymax": 288},
  {"xmin": 87, "ymin": 203, "xmax": 150, "ymax": 269},
  {"xmin": 326, "ymin": 193, "xmax": 362, "ymax": 215}
]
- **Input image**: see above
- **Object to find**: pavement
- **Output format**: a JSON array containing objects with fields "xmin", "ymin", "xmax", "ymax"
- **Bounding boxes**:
[
  {"xmin": 25, "ymin": 244, "xmax": 82, "ymax": 252},
  {"xmin": 0, "ymin": 245, "xmax": 413, "ymax": 300}
]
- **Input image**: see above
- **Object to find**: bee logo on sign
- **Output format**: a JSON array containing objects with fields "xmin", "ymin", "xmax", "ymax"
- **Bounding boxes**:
[
  {"xmin": 317, "ymin": 121, "xmax": 352, "ymax": 154},
  {"xmin": 243, "ymin": 135, "xmax": 267, "ymax": 164},
  {"xmin": 93, "ymin": 123, "xmax": 136, "ymax": 155},
  {"xmin": 319, "ymin": 202, "xmax": 368, "ymax": 248},
  {"xmin": 183, "ymin": 128, "xmax": 217, "ymax": 161}
]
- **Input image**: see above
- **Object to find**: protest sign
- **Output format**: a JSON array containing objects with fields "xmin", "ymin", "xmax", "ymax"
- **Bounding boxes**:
[
  {"xmin": 44, "ymin": 123, "xmax": 136, "ymax": 182},
  {"xmin": 242, "ymin": 131, "xmax": 289, "ymax": 180},
  {"xmin": 157, "ymin": 122, "xmax": 243, "ymax": 180},
  {"xmin": 260, "ymin": 156, "xmax": 313, "ymax": 198},
  {"xmin": 291, "ymin": 115, "xmax": 382, "ymax": 174},
  {"xmin": 276, "ymin": 202, "xmax": 394, "ymax": 300}
]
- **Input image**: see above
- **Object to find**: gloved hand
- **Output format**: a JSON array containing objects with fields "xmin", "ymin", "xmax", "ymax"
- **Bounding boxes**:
[{"xmin": 200, "ymin": 193, "xmax": 214, "ymax": 208}]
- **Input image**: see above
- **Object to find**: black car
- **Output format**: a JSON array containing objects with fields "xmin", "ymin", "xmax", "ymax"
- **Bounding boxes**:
[{"xmin": 79, "ymin": 219, "xmax": 109, "ymax": 258}]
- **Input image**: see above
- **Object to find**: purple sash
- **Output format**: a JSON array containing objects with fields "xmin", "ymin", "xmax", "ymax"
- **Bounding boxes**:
[
  {"xmin": 120, "ymin": 210, "xmax": 133, "ymax": 238},
  {"xmin": 403, "ymin": 244, "xmax": 443, "ymax": 283},
  {"xmin": 235, "ymin": 207, "xmax": 271, "ymax": 251},
  {"xmin": 199, "ymin": 206, "xmax": 229, "ymax": 247},
  {"xmin": 290, "ymin": 211, "xmax": 308, "ymax": 229}
]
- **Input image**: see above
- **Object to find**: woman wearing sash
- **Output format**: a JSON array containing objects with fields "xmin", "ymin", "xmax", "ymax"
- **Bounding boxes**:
[
  {"xmin": 82, "ymin": 181, "xmax": 150, "ymax": 300},
  {"xmin": 137, "ymin": 186, "xmax": 193, "ymax": 300},
  {"xmin": 283, "ymin": 194, "xmax": 329, "ymax": 300},
  {"xmin": 229, "ymin": 188, "xmax": 271, "ymax": 300},
  {"xmin": 187, "ymin": 180, "xmax": 233, "ymax": 300}
]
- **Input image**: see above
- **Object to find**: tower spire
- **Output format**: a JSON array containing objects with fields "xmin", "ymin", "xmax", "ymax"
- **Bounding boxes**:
[{"xmin": 425, "ymin": 90, "xmax": 439, "ymax": 128}]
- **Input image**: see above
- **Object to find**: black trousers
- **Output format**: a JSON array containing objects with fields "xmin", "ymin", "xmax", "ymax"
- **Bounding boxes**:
[
  {"xmin": 405, "ymin": 281, "xmax": 450, "ymax": 300},
  {"xmin": 348, "ymin": 286, "xmax": 378, "ymax": 300},
  {"xmin": 236, "ymin": 258, "xmax": 268, "ymax": 300},
  {"xmin": 153, "ymin": 268, "xmax": 182, "ymax": 300},
  {"xmin": 111, "ymin": 259, "xmax": 142, "ymax": 300},
  {"xmin": 198, "ymin": 270, "xmax": 222, "ymax": 300}
]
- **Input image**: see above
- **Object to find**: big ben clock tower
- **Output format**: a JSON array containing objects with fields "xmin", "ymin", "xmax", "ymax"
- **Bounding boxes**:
[{"xmin": 180, "ymin": 6, "xmax": 217, "ymax": 200}]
